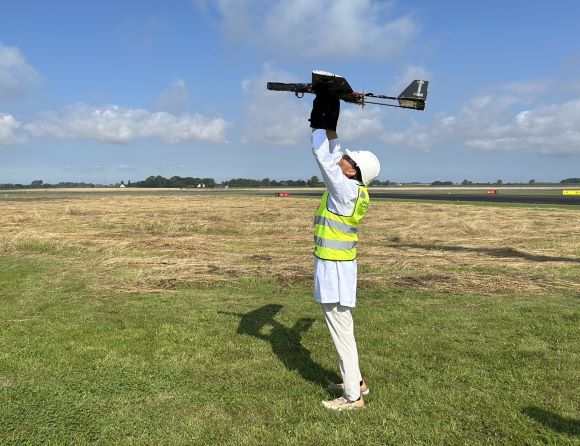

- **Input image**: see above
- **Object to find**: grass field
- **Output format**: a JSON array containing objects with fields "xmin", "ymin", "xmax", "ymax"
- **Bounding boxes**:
[{"xmin": 1, "ymin": 191, "xmax": 579, "ymax": 445}]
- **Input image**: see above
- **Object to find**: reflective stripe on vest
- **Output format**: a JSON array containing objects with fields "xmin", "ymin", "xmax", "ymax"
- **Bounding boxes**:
[
  {"xmin": 313, "ymin": 216, "xmax": 358, "ymax": 234},
  {"xmin": 313, "ymin": 186, "xmax": 369, "ymax": 261},
  {"xmin": 313, "ymin": 236, "xmax": 357, "ymax": 250}
]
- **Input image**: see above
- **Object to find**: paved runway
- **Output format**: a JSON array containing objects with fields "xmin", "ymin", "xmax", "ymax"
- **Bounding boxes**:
[
  {"xmin": 4, "ymin": 188, "xmax": 579, "ymax": 206},
  {"xmin": 291, "ymin": 191, "xmax": 580, "ymax": 205}
]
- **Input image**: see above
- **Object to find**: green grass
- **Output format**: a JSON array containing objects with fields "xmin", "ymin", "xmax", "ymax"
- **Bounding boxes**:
[{"xmin": 1, "ymin": 255, "xmax": 578, "ymax": 445}]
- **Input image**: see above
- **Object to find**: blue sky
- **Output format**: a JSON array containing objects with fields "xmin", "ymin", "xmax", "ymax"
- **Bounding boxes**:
[{"xmin": 1, "ymin": 0, "xmax": 579, "ymax": 184}]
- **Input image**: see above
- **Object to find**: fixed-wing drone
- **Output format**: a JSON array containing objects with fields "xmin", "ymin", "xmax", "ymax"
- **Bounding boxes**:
[{"xmin": 267, "ymin": 70, "xmax": 429, "ymax": 110}]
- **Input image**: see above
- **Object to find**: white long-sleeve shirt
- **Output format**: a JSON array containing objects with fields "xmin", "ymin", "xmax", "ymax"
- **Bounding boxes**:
[
  {"xmin": 311, "ymin": 129, "xmax": 359, "ymax": 215},
  {"xmin": 311, "ymin": 129, "xmax": 360, "ymax": 307}
]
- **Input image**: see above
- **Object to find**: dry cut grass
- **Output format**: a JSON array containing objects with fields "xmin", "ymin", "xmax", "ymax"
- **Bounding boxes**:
[{"xmin": 1, "ymin": 193, "xmax": 579, "ymax": 295}]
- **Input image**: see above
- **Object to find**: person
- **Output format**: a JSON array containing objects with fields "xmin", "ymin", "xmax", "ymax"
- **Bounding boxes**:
[{"xmin": 309, "ymin": 86, "xmax": 381, "ymax": 411}]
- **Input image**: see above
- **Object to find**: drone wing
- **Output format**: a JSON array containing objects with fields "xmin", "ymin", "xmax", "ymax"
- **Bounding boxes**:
[
  {"xmin": 312, "ymin": 70, "xmax": 352, "ymax": 94},
  {"xmin": 311, "ymin": 70, "xmax": 364, "ymax": 104}
]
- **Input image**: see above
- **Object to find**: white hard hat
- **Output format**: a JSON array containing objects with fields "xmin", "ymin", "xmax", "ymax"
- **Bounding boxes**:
[{"xmin": 346, "ymin": 149, "xmax": 381, "ymax": 186}]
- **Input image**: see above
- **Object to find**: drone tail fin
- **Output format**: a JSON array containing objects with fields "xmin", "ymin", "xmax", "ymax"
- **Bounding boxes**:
[{"xmin": 398, "ymin": 80, "xmax": 429, "ymax": 110}]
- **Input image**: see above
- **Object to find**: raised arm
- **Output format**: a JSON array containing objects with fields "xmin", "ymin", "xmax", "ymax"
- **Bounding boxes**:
[{"xmin": 310, "ymin": 92, "xmax": 358, "ymax": 211}]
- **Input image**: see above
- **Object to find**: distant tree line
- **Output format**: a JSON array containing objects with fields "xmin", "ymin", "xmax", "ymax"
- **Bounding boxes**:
[
  {"xmin": 0, "ymin": 180, "xmax": 97, "ymax": 189},
  {"xmin": 133, "ymin": 176, "xmax": 319, "ymax": 188},
  {"xmin": 430, "ymin": 178, "xmax": 580, "ymax": 186},
  {"xmin": 131, "ymin": 176, "xmax": 216, "ymax": 188},
  {"xmin": 1, "ymin": 176, "xmax": 579, "ymax": 190}
]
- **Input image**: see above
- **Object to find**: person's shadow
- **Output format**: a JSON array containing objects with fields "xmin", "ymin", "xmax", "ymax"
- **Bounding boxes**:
[
  {"xmin": 522, "ymin": 406, "xmax": 580, "ymax": 437},
  {"xmin": 219, "ymin": 304, "xmax": 339, "ymax": 387}
]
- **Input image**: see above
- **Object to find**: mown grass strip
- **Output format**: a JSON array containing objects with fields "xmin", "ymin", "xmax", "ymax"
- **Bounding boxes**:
[{"xmin": 1, "ymin": 255, "xmax": 578, "ymax": 445}]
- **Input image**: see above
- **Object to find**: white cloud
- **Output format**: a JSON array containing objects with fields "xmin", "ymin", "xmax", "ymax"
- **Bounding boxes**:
[
  {"xmin": 390, "ymin": 65, "xmax": 432, "ymax": 93},
  {"xmin": 464, "ymin": 100, "xmax": 580, "ymax": 154},
  {"xmin": 339, "ymin": 107, "xmax": 384, "ymax": 142},
  {"xmin": 198, "ymin": 0, "xmax": 419, "ymax": 59},
  {"xmin": 24, "ymin": 104, "xmax": 229, "ymax": 144},
  {"xmin": 0, "ymin": 43, "xmax": 41, "ymax": 100},
  {"xmin": 0, "ymin": 113, "xmax": 27, "ymax": 144},
  {"xmin": 381, "ymin": 81, "xmax": 580, "ymax": 156},
  {"xmin": 495, "ymin": 79, "xmax": 551, "ymax": 97},
  {"xmin": 155, "ymin": 78, "xmax": 189, "ymax": 113},
  {"xmin": 240, "ymin": 79, "xmax": 250, "ymax": 92},
  {"xmin": 115, "ymin": 165, "xmax": 137, "ymax": 171},
  {"xmin": 241, "ymin": 65, "xmax": 310, "ymax": 146}
]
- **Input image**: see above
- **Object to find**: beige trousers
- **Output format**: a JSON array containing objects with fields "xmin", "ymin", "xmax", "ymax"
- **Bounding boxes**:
[{"xmin": 321, "ymin": 303, "xmax": 362, "ymax": 401}]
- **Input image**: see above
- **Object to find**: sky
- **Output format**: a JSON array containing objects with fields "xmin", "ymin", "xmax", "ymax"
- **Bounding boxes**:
[{"xmin": 1, "ymin": 0, "xmax": 579, "ymax": 185}]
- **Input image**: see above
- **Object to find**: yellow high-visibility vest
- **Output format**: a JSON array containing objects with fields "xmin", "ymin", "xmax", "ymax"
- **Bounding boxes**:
[{"xmin": 313, "ymin": 186, "xmax": 369, "ymax": 260}]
